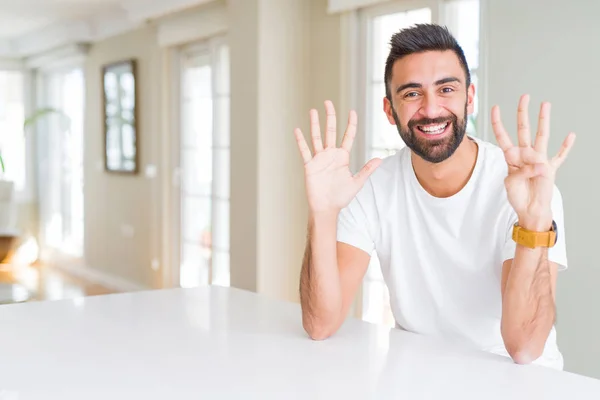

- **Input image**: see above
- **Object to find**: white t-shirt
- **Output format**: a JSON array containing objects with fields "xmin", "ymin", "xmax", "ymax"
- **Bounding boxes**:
[{"xmin": 337, "ymin": 136, "xmax": 568, "ymax": 369}]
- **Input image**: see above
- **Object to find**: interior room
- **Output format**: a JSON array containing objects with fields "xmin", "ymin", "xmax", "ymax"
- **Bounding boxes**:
[{"xmin": 0, "ymin": 0, "xmax": 599, "ymax": 397}]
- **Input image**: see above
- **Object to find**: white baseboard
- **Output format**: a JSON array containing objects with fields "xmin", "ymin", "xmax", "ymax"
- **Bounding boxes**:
[
  {"xmin": 39, "ymin": 248, "xmax": 151, "ymax": 293},
  {"xmin": 48, "ymin": 259, "xmax": 149, "ymax": 293}
]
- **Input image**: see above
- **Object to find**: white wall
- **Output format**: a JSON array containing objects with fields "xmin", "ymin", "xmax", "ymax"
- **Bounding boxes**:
[
  {"xmin": 256, "ymin": 0, "xmax": 311, "ymax": 301},
  {"xmin": 229, "ymin": 0, "xmax": 343, "ymax": 302},
  {"xmin": 228, "ymin": 0, "xmax": 260, "ymax": 293},
  {"xmin": 484, "ymin": 0, "xmax": 600, "ymax": 378},
  {"xmin": 84, "ymin": 25, "xmax": 163, "ymax": 289},
  {"xmin": 228, "ymin": 0, "xmax": 313, "ymax": 301}
]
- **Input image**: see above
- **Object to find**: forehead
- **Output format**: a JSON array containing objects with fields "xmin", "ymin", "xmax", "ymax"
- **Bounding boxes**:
[{"xmin": 390, "ymin": 50, "xmax": 465, "ymax": 86}]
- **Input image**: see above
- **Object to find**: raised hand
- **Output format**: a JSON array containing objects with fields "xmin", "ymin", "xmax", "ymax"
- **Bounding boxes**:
[
  {"xmin": 491, "ymin": 94, "xmax": 576, "ymax": 231},
  {"xmin": 294, "ymin": 101, "xmax": 382, "ymax": 215}
]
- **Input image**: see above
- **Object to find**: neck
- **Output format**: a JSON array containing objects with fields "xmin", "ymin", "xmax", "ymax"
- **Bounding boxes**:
[{"xmin": 411, "ymin": 136, "xmax": 478, "ymax": 198}]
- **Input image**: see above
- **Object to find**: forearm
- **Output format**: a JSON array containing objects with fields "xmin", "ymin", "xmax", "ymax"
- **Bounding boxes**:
[
  {"xmin": 300, "ymin": 212, "xmax": 343, "ymax": 339},
  {"xmin": 501, "ymin": 244, "xmax": 555, "ymax": 364}
]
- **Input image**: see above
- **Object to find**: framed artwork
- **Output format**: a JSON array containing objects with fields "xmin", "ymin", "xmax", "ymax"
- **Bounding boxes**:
[{"xmin": 102, "ymin": 59, "xmax": 138, "ymax": 173}]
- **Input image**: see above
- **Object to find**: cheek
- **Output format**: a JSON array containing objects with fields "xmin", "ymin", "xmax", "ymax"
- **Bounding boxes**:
[
  {"xmin": 396, "ymin": 103, "xmax": 420, "ymax": 125},
  {"xmin": 441, "ymin": 97, "xmax": 467, "ymax": 117}
]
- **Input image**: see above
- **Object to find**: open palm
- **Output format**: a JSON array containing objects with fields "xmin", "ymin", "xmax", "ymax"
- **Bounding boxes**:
[
  {"xmin": 491, "ymin": 95, "xmax": 575, "ymax": 229},
  {"xmin": 294, "ymin": 101, "xmax": 382, "ymax": 215}
]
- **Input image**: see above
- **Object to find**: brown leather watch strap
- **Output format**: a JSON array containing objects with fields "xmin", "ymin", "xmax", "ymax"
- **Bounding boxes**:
[{"xmin": 512, "ymin": 222, "xmax": 557, "ymax": 249}]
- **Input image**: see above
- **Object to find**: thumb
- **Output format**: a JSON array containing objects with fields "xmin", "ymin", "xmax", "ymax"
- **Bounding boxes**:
[{"xmin": 353, "ymin": 158, "xmax": 382, "ymax": 186}]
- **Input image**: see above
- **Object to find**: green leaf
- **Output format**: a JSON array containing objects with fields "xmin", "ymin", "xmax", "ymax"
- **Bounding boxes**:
[
  {"xmin": 23, "ymin": 107, "xmax": 71, "ymax": 131},
  {"xmin": 0, "ymin": 107, "xmax": 70, "ymax": 173}
]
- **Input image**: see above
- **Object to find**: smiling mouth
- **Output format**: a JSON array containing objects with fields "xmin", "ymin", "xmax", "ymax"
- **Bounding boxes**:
[{"xmin": 416, "ymin": 122, "xmax": 450, "ymax": 136}]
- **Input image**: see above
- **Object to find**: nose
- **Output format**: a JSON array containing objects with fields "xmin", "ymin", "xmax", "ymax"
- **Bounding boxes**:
[{"xmin": 418, "ymin": 93, "xmax": 443, "ymax": 119}]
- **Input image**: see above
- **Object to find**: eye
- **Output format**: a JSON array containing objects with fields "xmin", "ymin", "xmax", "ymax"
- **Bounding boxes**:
[
  {"xmin": 404, "ymin": 91, "xmax": 419, "ymax": 98},
  {"xmin": 441, "ymin": 87, "xmax": 454, "ymax": 93}
]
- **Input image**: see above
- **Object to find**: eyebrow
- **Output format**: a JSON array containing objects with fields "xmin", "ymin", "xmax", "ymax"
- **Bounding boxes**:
[{"xmin": 395, "ymin": 76, "xmax": 462, "ymax": 94}]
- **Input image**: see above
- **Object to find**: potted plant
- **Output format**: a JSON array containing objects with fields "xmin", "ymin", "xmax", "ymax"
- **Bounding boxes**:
[{"xmin": 0, "ymin": 107, "xmax": 69, "ymax": 262}]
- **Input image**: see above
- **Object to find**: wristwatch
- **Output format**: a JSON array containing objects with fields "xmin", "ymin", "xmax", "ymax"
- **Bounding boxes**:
[{"xmin": 512, "ymin": 220, "xmax": 558, "ymax": 249}]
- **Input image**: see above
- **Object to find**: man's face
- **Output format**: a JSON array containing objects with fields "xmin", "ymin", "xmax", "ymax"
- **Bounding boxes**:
[{"xmin": 383, "ymin": 50, "xmax": 475, "ymax": 163}]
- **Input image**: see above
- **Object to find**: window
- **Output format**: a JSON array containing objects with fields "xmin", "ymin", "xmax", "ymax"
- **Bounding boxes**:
[
  {"xmin": 0, "ymin": 71, "xmax": 26, "ymax": 192},
  {"xmin": 359, "ymin": 0, "xmax": 481, "ymax": 326},
  {"xmin": 104, "ymin": 61, "xmax": 137, "ymax": 172},
  {"xmin": 365, "ymin": 7, "xmax": 432, "ymax": 161},
  {"xmin": 178, "ymin": 38, "xmax": 230, "ymax": 289},
  {"xmin": 37, "ymin": 68, "xmax": 85, "ymax": 257},
  {"xmin": 445, "ymin": 0, "xmax": 481, "ymax": 136}
]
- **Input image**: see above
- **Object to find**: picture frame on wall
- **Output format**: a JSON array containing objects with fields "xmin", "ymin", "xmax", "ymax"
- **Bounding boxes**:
[{"xmin": 102, "ymin": 59, "xmax": 138, "ymax": 174}]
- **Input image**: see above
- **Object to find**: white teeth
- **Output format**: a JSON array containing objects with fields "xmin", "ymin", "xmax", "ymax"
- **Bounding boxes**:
[{"xmin": 419, "ymin": 123, "xmax": 448, "ymax": 134}]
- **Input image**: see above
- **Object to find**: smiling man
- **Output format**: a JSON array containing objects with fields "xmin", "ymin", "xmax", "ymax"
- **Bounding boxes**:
[{"xmin": 294, "ymin": 24, "xmax": 575, "ymax": 369}]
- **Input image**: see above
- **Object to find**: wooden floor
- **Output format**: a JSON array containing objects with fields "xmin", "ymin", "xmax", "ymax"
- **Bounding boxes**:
[{"xmin": 0, "ymin": 261, "xmax": 115, "ymax": 303}]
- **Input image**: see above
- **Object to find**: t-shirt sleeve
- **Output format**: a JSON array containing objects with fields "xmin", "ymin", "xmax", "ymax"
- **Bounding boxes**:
[
  {"xmin": 336, "ymin": 181, "xmax": 378, "ymax": 255},
  {"xmin": 502, "ymin": 184, "xmax": 568, "ymax": 271}
]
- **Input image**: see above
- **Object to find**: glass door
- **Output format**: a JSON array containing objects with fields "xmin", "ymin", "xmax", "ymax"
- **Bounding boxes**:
[
  {"xmin": 178, "ymin": 38, "xmax": 230, "ymax": 288},
  {"xmin": 37, "ymin": 68, "xmax": 85, "ymax": 257}
]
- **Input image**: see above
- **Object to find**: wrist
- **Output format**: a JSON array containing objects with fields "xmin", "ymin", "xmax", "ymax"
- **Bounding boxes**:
[
  {"xmin": 517, "ymin": 212, "xmax": 553, "ymax": 232},
  {"xmin": 309, "ymin": 210, "xmax": 339, "ymax": 225}
]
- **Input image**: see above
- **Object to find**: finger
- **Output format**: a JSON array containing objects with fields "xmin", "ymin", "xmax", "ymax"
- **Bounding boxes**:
[
  {"xmin": 517, "ymin": 94, "xmax": 531, "ymax": 147},
  {"xmin": 294, "ymin": 128, "xmax": 312, "ymax": 164},
  {"xmin": 550, "ymin": 132, "xmax": 576, "ymax": 169},
  {"xmin": 504, "ymin": 147, "xmax": 523, "ymax": 169},
  {"xmin": 309, "ymin": 109, "xmax": 323, "ymax": 153},
  {"xmin": 324, "ymin": 100, "xmax": 337, "ymax": 148},
  {"xmin": 491, "ymin": 105, "xmax": 513, "ymax": 152},
  {"xmin": 534, "ymin": 101, "xmax": 551, "ymax": 155},
  {"xmin": 353, "ymin": 158, "xmax": 382, "ymax": 186},
  {"xmin": 341, "ymin": 110, "xmax": 358, "ymax": 152}
]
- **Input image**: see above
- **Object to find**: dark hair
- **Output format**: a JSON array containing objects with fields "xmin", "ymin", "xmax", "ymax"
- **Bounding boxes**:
[{"xmin": 384, "ymin": 23, "xmax": 471, "ymax": 100}]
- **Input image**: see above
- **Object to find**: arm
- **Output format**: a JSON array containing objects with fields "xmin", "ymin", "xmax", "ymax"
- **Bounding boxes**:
[
  {"xmin": 500, "ymin": 247, "xmax": 558, "ymax": 364},
  {"xmin": 299, "ymin": 213, "xmax": 370, "ymax": 340},
  {"xmin": 491, "ymin": 94, "xmax": 575, "ymax": 365},
  {"xmin": 293, "ymin": 100, "xmax": 380, "ymax": 340}
]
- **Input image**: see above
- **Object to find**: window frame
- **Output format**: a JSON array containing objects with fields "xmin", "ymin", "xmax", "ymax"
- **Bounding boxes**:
[{"xmin": 172, "ymin": 35, "xmax": 231, "ymax": 289}]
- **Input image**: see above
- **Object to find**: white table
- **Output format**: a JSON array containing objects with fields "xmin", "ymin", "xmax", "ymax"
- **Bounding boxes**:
[{"xmin": 0, "ymin": 286, "xmax": 599, "ymax": 399}]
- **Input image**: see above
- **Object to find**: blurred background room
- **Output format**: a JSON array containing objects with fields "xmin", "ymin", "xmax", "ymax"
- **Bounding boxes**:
[{"xmin": 0, "ymin": 0, "xmax": 598, "ymax": 381}]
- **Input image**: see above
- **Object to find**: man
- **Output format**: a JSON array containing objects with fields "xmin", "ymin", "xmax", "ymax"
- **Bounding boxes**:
[{"xmin": 293, "ymin": 23, "xmax": 575, "ymax": 369}]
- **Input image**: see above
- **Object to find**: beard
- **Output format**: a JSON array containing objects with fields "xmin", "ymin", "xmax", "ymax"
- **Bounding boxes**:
[{"xmin": 392, "ymin": 103, "xmax": 468, "ymax": 164}]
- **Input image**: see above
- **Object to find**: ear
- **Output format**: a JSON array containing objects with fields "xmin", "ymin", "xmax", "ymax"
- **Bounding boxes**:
[
  {"xmin": 466, "ymin": 83, "xmax": 476, "ymax": 115},
  {"xmin": 383, "ymin": 97, "xmax": 396, "ymax": 125}
]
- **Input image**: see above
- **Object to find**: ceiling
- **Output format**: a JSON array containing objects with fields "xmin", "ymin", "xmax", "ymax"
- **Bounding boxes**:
[{"xmin": 0, "ymin": 0, "xmax": 217, "ymax": 57}]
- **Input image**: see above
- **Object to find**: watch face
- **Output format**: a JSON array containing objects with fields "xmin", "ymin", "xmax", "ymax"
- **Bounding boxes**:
[{"xmin": 552, "ymin": 220, "xmax": 558, "ymax": 245}]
